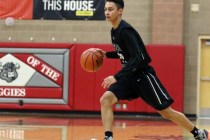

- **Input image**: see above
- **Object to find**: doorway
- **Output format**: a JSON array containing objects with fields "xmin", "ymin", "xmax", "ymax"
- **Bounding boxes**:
[{"xmin": 198, "ymin": 36, "xmax": 210, "ymax": 117}]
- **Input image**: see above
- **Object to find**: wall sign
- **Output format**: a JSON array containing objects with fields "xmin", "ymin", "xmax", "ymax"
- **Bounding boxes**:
[{"xmin": 0, "ymin": 48, "xmax": 70, "ymax": 105}]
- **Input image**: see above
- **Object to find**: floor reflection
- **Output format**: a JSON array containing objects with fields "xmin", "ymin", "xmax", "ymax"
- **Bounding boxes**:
[{"xmin": 0, "ymin": 114, "xmax": 209, "ymax": 140}]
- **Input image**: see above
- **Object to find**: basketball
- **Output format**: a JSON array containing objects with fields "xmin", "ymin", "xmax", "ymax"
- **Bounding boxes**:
[{"xmin": 80, "ymin": 48, "xmax": 104, "ymax": 72}]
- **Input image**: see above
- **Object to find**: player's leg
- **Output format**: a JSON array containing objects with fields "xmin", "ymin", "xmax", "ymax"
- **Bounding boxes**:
[
  {"xmin": 158, "ymin": 107, "xmax": 194, "ymax": 131},
  {"xmin": 158, "ymin": 107, "xmax": 210, "ymax": 140},
  {"xmin": 100, "ymin": 91, "xmax": 118, "ymax": 137},
  {"xmin": 100, "ymin": 76, "xmax": 139, "ymax": 140}
]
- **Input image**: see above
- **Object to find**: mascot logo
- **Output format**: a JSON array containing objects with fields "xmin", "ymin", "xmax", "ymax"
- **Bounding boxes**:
[{"xmin": 0, "ymin": 62, "xmax": 20, "ymax": 83}]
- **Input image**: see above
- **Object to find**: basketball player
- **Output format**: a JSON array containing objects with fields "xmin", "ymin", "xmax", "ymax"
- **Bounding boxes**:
[{"xmin": 100, "ymin": 0, "xmax": 210, "ymax": 140}]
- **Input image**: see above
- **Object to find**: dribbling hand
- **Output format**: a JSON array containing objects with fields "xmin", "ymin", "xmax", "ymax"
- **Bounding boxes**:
[{"xmin": 96, "ymin": 48, "xmax": 106, "ymax": 58}]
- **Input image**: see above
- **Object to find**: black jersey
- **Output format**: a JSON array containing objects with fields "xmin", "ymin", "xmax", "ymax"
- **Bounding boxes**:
[{"xmin": 106, "ymin": 20, "xmax": 151, "ymax": 80}]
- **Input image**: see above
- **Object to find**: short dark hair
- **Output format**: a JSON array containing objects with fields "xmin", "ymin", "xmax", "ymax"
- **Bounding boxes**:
[{"xmin": 105, "ymin": 0, "xmax": 124, "ymax": 9}]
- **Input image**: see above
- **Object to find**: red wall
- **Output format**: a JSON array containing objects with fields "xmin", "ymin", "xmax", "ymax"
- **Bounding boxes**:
[{"xmin": 0, "ymin": 43, "xmax": 184, "ymax": 113}]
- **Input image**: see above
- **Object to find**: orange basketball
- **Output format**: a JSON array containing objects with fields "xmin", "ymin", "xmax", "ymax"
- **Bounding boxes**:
[{"xmin": 80, "ymin": 48, "xmax": 104, "ymax": 72}]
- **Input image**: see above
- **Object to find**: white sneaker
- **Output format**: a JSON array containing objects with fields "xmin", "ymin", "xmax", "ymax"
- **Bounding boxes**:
[
  {"xmin": 104, "ymin": 136, "xmax": 113, "ymax": 140},
  {"xmin": 194, "ymin": 129, "xmax": 210, "ymax": 140}
]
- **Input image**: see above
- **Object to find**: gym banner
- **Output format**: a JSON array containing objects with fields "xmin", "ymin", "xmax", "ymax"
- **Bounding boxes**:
[
  {"xmin": 0, "ymin": 0, "xmax": 105, "ymax": 20},
  {"xmin": 34, "ymin": 0, "xmax": 106, "ymax": 20}
]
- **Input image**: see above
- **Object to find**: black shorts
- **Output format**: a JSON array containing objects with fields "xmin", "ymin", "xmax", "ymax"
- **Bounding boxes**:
[{"xmin": 107, "ymin": 66, "xmax": 174, "ymax": 111}]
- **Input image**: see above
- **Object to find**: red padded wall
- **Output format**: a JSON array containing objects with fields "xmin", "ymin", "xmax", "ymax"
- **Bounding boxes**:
[{"xmin": 73, "ymin": 44, "xmax": 118, "ymax": 111}]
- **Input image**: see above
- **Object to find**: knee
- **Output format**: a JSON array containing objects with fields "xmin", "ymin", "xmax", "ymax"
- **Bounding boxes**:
[
  {"xmin": 158, "ymin": 107, "xmax": 176, "ymax": 120},
  {"xmin": 159, "ymin": 109, "xmax": 186, "ymax": 122},
  {"xmin": 100, "ymin": 92, "xmax": 116, "ymax": 108},
  {"xmin": 100, "ymin": 95, "xmax": 112, "ymax": 108},
  {"xmin": 159, "ymin": 111, "xmax": 173, "ymax": 120}
]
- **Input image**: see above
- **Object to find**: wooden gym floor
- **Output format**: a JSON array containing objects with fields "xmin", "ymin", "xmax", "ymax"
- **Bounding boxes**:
[{"xmin": 0, "ymin": 112, "xmax": 210, "ymax": 140}]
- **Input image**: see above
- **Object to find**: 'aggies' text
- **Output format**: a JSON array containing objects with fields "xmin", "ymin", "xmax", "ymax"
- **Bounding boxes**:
[{"xmin": 0, "ymin": 88, "xmax": 26, "ymax": 97}]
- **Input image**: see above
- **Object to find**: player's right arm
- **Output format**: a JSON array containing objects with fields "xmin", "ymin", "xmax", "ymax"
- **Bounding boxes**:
[
  {"xmin": 105, "ymin": 51, "xmax": 119, "ymax": 58},
  {"xmin": 97, "ymin": 48, "xmax": 119, "ymax": 59}
]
